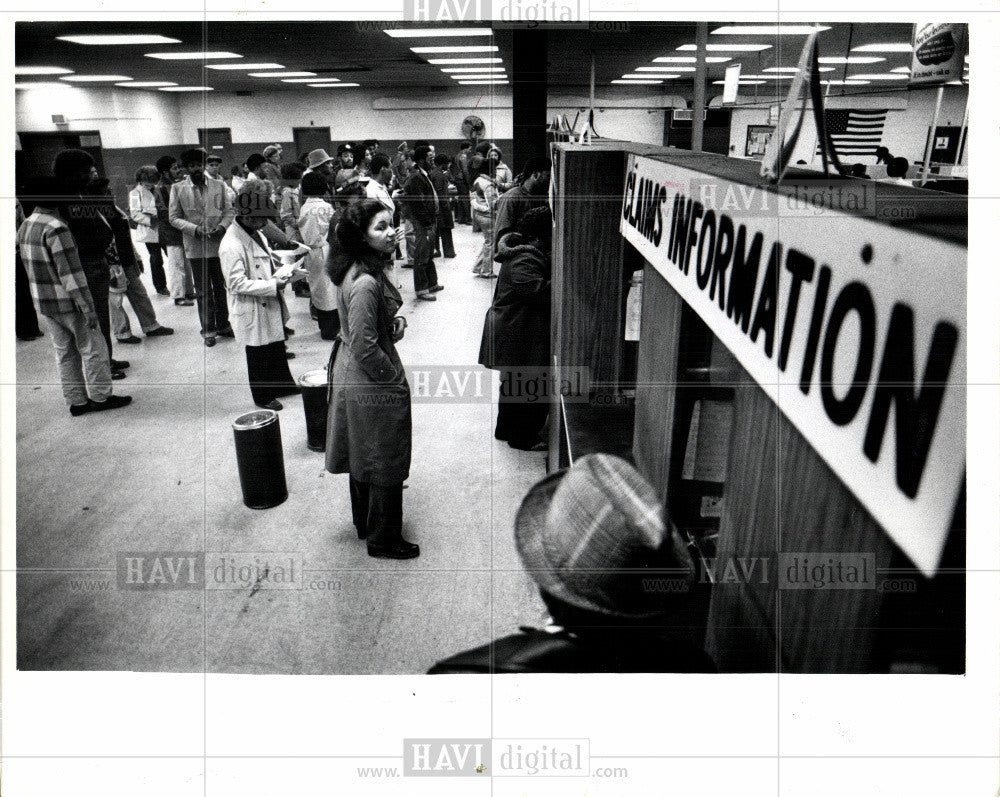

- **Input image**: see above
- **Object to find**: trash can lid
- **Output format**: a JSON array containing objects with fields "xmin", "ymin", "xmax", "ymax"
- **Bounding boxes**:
[
  {"xmin": 233, "ymin": 409, "xmax": 278, "ymax": 430},
  {"xmin": 297, "ymin": 369, "xmax": 328, "ymax": 387}
]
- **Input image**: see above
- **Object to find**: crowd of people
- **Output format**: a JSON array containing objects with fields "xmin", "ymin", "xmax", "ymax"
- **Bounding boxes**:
[{"xmin": 15, "ymin": 136, "xmax": 553, "ymax": 560}]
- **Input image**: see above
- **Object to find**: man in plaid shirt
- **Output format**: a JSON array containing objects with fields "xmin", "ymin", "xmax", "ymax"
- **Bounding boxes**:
[{"xmin": 17, "ymin": 176, "xmax": 132, "ymax": 416}]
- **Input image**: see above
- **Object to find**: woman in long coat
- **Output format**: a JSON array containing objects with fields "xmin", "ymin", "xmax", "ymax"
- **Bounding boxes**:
[
  {"xmin": 479, "ymin": 206, "xmax": 553, "ymax": 450},
  {"xmin": 219, "ymin": 180, "xmax": 304, "ymax": 410},
  {"xmin": 325, "ymin": 198, "xmax": 418, "ymax": 560}
]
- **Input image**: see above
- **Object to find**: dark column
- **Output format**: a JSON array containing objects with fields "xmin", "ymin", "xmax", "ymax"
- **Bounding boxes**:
[{"xmin": 511, "ymin": 28, "xmax": 548, "ymax": 176}]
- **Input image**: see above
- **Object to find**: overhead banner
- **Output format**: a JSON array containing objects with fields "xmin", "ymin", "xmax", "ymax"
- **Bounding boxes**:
[
  {"xmin": 620, "ymin": 154, "xmax": 966, "ymax": 575},
  {"xmin": 910, "ymin": 23, "xmax": 968, "ymax": 85}
]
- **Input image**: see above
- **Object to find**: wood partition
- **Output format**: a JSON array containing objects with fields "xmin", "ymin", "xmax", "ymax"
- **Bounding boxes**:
[{"xmin": 548, "ymin": 141, "xmax": 966, "ymax": 672}]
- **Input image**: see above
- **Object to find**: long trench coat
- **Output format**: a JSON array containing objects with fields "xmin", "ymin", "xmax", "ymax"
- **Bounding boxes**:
[
  {"xmin": 219, "ymin": 221, "xmax": 289, "ymax": 347},
  {"xmin": 325, "ymin": 262, "xmax": 412, "ymax": 486}
]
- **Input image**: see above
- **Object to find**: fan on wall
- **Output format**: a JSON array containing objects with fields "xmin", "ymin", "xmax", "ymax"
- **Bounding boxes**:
[{"xmin": 461, "ymin": 115, "xmax": 486, "ymax": 144}]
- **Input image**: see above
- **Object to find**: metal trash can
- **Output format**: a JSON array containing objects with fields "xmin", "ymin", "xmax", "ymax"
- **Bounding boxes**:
[
  {"xmin": 232, "ymin": 409, "xmax": 288, "ymax": 510},
  {"xmin": 297, "ymin": 368, "xmax": 329, "ymax": 453}
]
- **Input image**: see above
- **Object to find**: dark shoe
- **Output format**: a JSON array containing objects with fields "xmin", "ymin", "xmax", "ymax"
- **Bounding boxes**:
[
  {"xmin": 356, "ymin": 526, "xmax": 368, "ymax": 540},
  {"xmin": 416, "ymin": 292, "xmax": 437, "ymax": 301},
  {"xmin": 174, "ymin": 298, "xmax": 194, "ymax": 307},
  {"xmin": 216, "ymin": 326, "xmax": 235, "ymax": 338},
  {"xmin": 156, "ymin": 288, "xmax": 170, "ymax": 296},
  {"xmin": 256, "ymin": 399, "xmax": 282, "ymax": 411},
  {"xmin": 146, "ymin": 326, "xmax": 174, "ymax": 337},
  {"xmin": 117, "ymin": 335, "xmax": 142, "ymax": 345},
  {"xmin": 89, "ymin": 395, "xmax": 132, "ymax": 412},
  {"xmin": 17, "ymin": 331, "xmax": 43, "ymax": 341},
  {"xmin": 186, "ymin": 292, "xmax": 203, "ymax": 300},
  {"xmin": 529, "ymin": 440, "xmax": 549, "ymax": 452},
  {"xmin": 284, "ymin": 326, "xmax": 295, "ymax": 336},
  {"xmin": 401, "ymin": 263, "xmax": 414, "ymax": 269},
  {"xmin": 112, "ymin": 370, "xmax": 127, "ymax": 380},
  {"xmin": 110, "ymin": 359, "xmax": 130, "ymax": 370},
  {"xmin": 204, "ymin": 336, "xmax": 217, "ymax": 347},
  {"xmin": 433, "ymin": 250, "xmax": 441, "ymax": 257},
  {"xmin": 285, "ymin": 351, "xmax": 295, "ymax": 359},
  {"xmin": 429, "ymin": 284, "xmax": 444, "ymax": 293},
  {"xmin": 69, "ymin": 402, "xmax": 92, "ymax": 417},
  {"xmin": 367, "ymin": 540, "xmax": 420, "ymax": 560},
  {"xmin": 508, "ymin": 438, "xmax": 546, "ymax": 451},
  {"xmin": 309, "ymin": 305, "xmax": 319, "ymax": 320},
  {"xmin": 444, "ymin": 252, "xmax": 457, "ymax": 259}
]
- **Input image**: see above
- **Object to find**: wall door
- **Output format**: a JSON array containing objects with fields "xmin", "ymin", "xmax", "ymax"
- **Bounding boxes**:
[
  {"xmin": 293, "ymin": 127, "xmax": 331, "ymax": 159},
  {"xmin": 198, "ymin": 127, "xmax": 233, "ymax": 162}
]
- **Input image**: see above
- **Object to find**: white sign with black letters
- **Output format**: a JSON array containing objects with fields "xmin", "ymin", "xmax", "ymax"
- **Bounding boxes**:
[{"xmin": 620, "ymin": 154, "xmax": 966, "ymax": 575}]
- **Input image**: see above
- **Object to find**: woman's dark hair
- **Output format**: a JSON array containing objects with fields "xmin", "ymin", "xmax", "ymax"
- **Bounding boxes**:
[
  {"xmin": 53, "ymin": 149, "xmax": 95, "ymax": 182},
  {"xmin": 327, "ymin": 198, "xmax": 393, "ymax": 286},
  {"xmin": 370, "ymin": 153, "xmax": 391, "ymax": 175},
  {"xmin": 300, "ymin": 171, "xmax": 328, "ymax": 198},
  {"xmin": 156, "ymin": 155, "xmax": 177, "ymax": 176},
  {"xmin": 245, "ymin": 153, "xmax": 266, "ymax": 172},
  {"xmin": 281, "ymin": 162, "xmax": 306, "ymax": 181},
  {"xmin": 477, "ymin": 157, "xmax": 496, "ymax": 178},
  {"xmin": 434, "ymin": 153, "xmax": 452, "ymax": 168}
]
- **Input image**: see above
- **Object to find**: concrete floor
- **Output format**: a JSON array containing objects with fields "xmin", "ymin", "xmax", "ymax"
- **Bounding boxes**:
[{"xmin": 15, "ymin": 223, "xmax": 549, "ymax": 674}]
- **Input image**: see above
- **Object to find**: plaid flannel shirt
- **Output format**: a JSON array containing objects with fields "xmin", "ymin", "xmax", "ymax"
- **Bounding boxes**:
[{"xmin": 17, "ymin": 208, "xmax": 95, "ymax": 317}]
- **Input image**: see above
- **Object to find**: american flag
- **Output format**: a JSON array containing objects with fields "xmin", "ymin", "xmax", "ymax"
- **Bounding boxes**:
[{"xmin": 816, "ymin": 109, "xmax": 888, "ymax": 157}]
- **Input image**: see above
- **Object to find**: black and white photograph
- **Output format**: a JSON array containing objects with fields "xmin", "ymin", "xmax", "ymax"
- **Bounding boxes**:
[{"xmin": 3, "ymin": 6, "xmax": 998, "ymax": 796}]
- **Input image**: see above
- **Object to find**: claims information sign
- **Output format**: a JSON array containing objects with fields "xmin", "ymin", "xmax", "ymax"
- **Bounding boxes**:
[{"xmin": 620, "ymin": 154, "xmax": 965, "ymax": 575}]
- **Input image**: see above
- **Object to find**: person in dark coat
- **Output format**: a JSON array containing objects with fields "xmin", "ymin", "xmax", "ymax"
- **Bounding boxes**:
[
  {"xmin": 478, "ymin": 206, "xmax": 552, "ymax": 450},
  {"xmin": 429, "ymin": 153, "xmax": 457, "ymax": 258},
  {"xmin": 325, "ymin": 199, "xmax": 418, "ymax": 560},
  {"xmin": 402, "ymin": 144, "xmax": 442, "ymax": 300},
  {"xmin": 450, "ymin": 142, "xmax": 472, "ymax": 224}
]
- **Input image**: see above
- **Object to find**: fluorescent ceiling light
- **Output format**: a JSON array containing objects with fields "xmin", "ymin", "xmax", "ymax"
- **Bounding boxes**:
[
  {"xmin": 711, "ymin": 25, "xmax": 830, "ymax": 35},
  {"xmin": 15, "ymin": 66, "xmax": 73, "ymax": 75},
  {"xmin": 711, "ymin": 79, "xmax": 766, "ymax": 85},
  {"xmin": 57, "ymin": 35, "xmax": 180, "ymax": 45},
  {"xmin": 458, "ymin": 80, "xmax": 510, "ymax": 85},
  {"xmin": 249, "ymin": 71, "xmax": 316, "ymax": 77},
  {"xmin": 206, "ymin": 63, "xmax": 285, "ymax": 70},
  {"xmin": 626, "ymin": 73, "xmax": 678, "ymax": 79},
  {"xmin": 159, "ymin": 86, "xmax": 214, "ymax": 92},
  {"xmin": 449, "ymin": 73, "xmax": 507, "ymax": 78},
  {"xmin": 677, "ymin": 43, "xmax": 772, "ymax": 52},
  {"xmin": 441, "ymin": 67, "xmax": 505, "ymax": 72},
  {"xmin": 654, "ymin": 56, "xmax": 731, "ymax": 63},
  {"xmin": 851, "ymin": 43, "xmax": 913, "ymax": 52},
  {"xmin": 739, "ymin": 74, "xmax": 793, "ymax": 79},
  {"xmin": 613, "ymin": 79, "xmax": 664, "ymax": 85},
  {"xmin": 15, "ymin": 82, "xmax": 77, "ymax": 90},
  {"xmin": 890, "ymin": 66, "xmax": 911, "ymax": 73},
  {"xmin": 411, "ymin": 45, "xmax": 498, "ymax": 53},
  {"xmin": 385, "ymin": 27, "xmax": 493, "ymax": 37},
  {"xmin": 116, "ymin": 81, "xmax": 177, "ymax": 87},
  {"xmin": 427, "ymin": 57, "xmax": 503, "ymax": 64},
  {"xmin": 308, "ymin": 83, "xmax": 360, "ymax": 87},
  {"xmin": 60, "ymin": 74, "xmax": 132, "ymax": 82},
  {"xmin": 283, "ymin": 77, "xmax": 339, "ymax": 83},
  {"xmin": 146, "ymin": 52, "xmax": 242, "ymax": 60},
  {"xmin": 763, "ymin": 66, "xmax": 835, "ymax": 73},
  {"xmin": 637, "ymin": 66, "xmax": 696, "ymax": 72},
  {"xmin": 818, "ymin": 56, "xmax": 885, "ymax": 64},
  {"xmin": 821, "ymin": 79, "xmax": 871, "ymax": 85},
  {"xmin": 848, "ymin": 73, "xmax": 909, "ymax": 81}
]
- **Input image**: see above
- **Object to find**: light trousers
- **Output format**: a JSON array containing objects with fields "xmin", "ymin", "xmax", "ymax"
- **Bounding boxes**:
[{"xmin": 40, "ymin": 310, "xmax": 113, "ymax": 405}]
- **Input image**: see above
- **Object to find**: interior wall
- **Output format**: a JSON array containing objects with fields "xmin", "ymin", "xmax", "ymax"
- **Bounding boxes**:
[{"xmin": 726, "ymin": 85, "xmax": 968, "ymax": 168}]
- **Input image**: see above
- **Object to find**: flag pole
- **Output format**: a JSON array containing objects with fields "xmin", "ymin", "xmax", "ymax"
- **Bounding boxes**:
[{"xmin": 918, "ymin": 85, "xmax": 945, "ymax": 186}]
